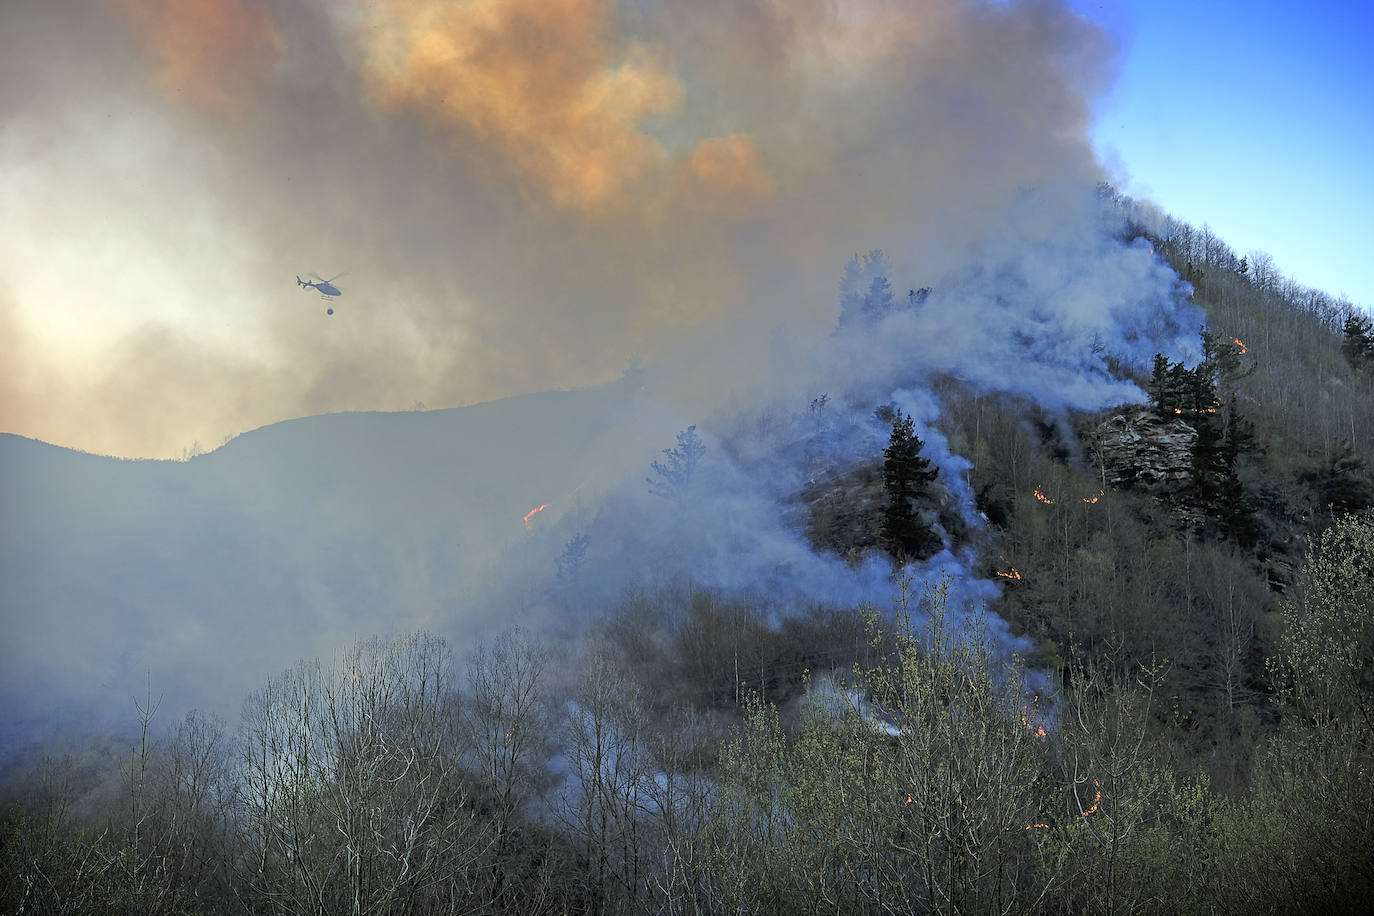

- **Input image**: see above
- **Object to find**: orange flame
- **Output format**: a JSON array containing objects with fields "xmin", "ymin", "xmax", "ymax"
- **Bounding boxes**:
[
  {"xmin": 523, "ymin": 504, "xmax": 549, "ymax": 529},
  {"xmin": 1025, "ymin": 778, "xmax": 1099, "ymax": 831},
  {"xmin": 1033, "ymin": 488, "xmax": 1054, "ymax": 505},
  {"xmin": 1020, "ymin": 695, "xmax": 1048, "ymax": 739},
  {"xmin": 997, "ymin": 567, "xmax": 1022, "ymax": 581},
  {"xmin": 1082, "ymin": 490, "xmax": 1104, "ymax": 504},
  {"xmin": 1082, "ymin": 779, "xmax": 1101, "ymax": 817},
  {"xmin": 1232, "ymin": 337, "xmax": 1248, "ymax": 355}
]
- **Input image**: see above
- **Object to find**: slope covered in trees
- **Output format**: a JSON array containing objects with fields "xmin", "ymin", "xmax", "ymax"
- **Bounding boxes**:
[{"xmin": 4, "ymin": 204, "xmax": 1373, "ymax": 913}]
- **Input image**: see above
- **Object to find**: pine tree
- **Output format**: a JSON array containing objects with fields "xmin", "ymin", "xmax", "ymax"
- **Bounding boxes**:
[
  {"xmin": 1217, "ymin": 395, "xmax": 1259, "ymax": 543},
  {"xmin": 881, "ymin": 412, "xmax": 941, "ymax": 561},
  {"xmin": 1191, "ymin": 391, "xmax": 1259, "ymax": 544},
  {"xmin": 556, "ymin": 532, "xmax": 591, "ymax": 581},
  {"xmin": 1200, "ymin": 327, "xmax": 1255, "ymax": 393},
  {"xmin": 863, "ymin": 274, "xmax": 895, "ymax": 323},
  {"xmin": 647, "ymin": 426, "xmax": 706, "ymax": 500},
  {"xmin": 1183, "ymin": 360, "xmax": 1221, "ymax": 415},
  {"xmin": 1149, "ymin": 354, "xmax": 1171, "ymax": 415},
  {"xmin": 1341, "ymin": 314, "xmax": 1374, "ymax": 371},
  {"xmin": 837, "ymin": 250, "xmax": 897, "ymax": 330}
]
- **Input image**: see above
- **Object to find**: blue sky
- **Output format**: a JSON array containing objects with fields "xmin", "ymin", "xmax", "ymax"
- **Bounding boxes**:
[{"xmin": 1090, "ymin": 0, "xmax": 1374, "ymax": 310}]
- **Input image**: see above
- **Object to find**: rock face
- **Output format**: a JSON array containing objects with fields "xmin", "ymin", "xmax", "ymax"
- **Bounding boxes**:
[{"xmin": 1087, "ymin": 405, "xmax": 1196, "ymax": 492}]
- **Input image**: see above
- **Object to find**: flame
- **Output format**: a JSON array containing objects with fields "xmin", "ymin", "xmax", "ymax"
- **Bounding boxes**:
[
  {"xmin": 906, "ymin": 794, "xmax": 914, "ymax": 804},
  {"xmin": 1232, "ymin": 337, "xmax": 1248, "ymax": 355},
  {"xmin": 1081, "ymin": 779, "xmax": 1100, "ymax": 817},
  {"xmin": 1033, "ymin": 488, "xmax": 1054, "ymax": 505},
  {"xmin": 1025, "ymin": 778, "xmax": 1099, "ymax": 831},
  {"xmin": 1020, "ymin": 695, "xmax": 1048, "ymax": 739},
  {"xmin": 1082, "ymin": 490, "xmax": 1103, "ymax": 504},
  {"xmin": 996, "ymin": 567, "xmax": 1022, "ymax": 581},
  {"xmin": 523, "ymin": 504, "xmax": 549, "ymax": 529}
]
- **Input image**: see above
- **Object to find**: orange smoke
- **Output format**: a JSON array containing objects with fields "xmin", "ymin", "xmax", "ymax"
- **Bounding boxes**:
[
  {"xmin": 110, "ymin": 0, "xmax": 284, "ymax": 113},
  {"xmin": 523, "ymin": 504, "xmax": 549, "ymax": 529},
  {"xmin": 682, "ymin": 134, "xmax": 775, "ymax": 212},
  {"xmin": 360, "ymin": 0, "xmax": 778, "ymax": 216},
  {"xmin": 363, "ymin": 0, "xmax": 678, "ymax": 212}
]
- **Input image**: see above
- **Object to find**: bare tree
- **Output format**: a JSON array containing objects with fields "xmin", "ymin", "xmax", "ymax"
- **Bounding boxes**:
[
  {"xmin": 557, "ymin": 646, "xmax": 655, "ymax": 912},
  {"xmin": 237, "ymin": 633, "xmax": 488, "ymax": 914},
  {"xmin": 1247, "ymin": 250, "xmax": 1277, "ymax": 292},
  {"xmin": 465, "ymin": 627, "xmax": 554, "ymax": 905}
]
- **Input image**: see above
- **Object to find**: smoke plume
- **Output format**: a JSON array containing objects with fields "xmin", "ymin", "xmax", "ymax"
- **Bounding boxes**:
[
  {"xmin": 4, "ymin": 0, "xmax": 1117, "ymax": 458},
  {"xmin": 0, "ymin": 0, "xmax": 1209, "ymax": 752}
]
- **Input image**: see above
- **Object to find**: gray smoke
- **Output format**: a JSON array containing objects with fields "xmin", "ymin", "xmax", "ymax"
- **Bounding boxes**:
[{"xmin": 1, "ymin": 0, "xmax": 1206, "ymax": 753}]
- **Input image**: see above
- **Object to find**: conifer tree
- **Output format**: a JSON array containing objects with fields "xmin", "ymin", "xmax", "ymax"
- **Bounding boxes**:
[
  {"xmin": 837, "ymin": 250, "xmax": 897, "ymax": 330},
  {"xmin": 1200, "ymin": 327, "xmax": 1255, "ymax": 393},
  {"xmin": 1341, "ymin": 314, "xmax": 1374, "ymax": 371},
  {"xmin": 647, "ymin": 426, "xmax": 706, "ymax": 501},
  {"xmin": 1191, "ymin": 391, "xmax": 1259, "ymax": 543},
  {"xmin": 1149, "ymin": 354, "xmax": 1171, "ymax": 415},
  {"xmin": 1217, "ymin": 395, "xmax": 1259, "ymax": 543},
  {"xmin": 881, "ymin": 411, "xmax": 941, "ymax": 561}
]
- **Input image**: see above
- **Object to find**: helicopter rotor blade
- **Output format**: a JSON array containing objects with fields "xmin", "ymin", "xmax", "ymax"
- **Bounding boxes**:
[{"xmin": 322, "ymin": 272, "xmax": 349, "ymax": 284}]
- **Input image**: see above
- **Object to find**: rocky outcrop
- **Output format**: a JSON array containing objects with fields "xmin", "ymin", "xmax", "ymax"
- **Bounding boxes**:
[{"xmin": 1087, "ymin": 405, "xmax": 1196, "ymax": 492}]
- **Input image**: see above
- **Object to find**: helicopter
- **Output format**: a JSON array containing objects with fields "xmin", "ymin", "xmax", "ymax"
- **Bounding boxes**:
[{"xmin": 297, "ymin": 272, "xmax": 346, "ymax": 299}]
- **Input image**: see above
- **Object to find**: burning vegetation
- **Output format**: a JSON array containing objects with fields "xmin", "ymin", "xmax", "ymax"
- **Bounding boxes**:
[{"xmin": 523, "ymin": 504, "xmax": 548, "ymax": 528}]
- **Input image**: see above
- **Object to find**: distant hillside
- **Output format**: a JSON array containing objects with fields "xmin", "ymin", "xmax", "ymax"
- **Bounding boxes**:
[{"xmin": 0, "ymin": 379, "xmax": 680, "ymax": 750}]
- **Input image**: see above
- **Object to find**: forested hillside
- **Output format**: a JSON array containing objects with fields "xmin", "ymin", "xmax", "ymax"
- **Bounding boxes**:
[{"xmin": 3, "ymin": 203, "xmax": 1372, "ymax": 913}]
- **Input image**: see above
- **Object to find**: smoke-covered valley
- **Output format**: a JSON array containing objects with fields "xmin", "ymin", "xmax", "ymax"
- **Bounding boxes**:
[
  {"xmin": 2, "ymin": 1, "xmax": 1196, "ymax": 743},
  {"xmin": 0, "ymin": 180, "xmax": 1202, "ymax": 754}
]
